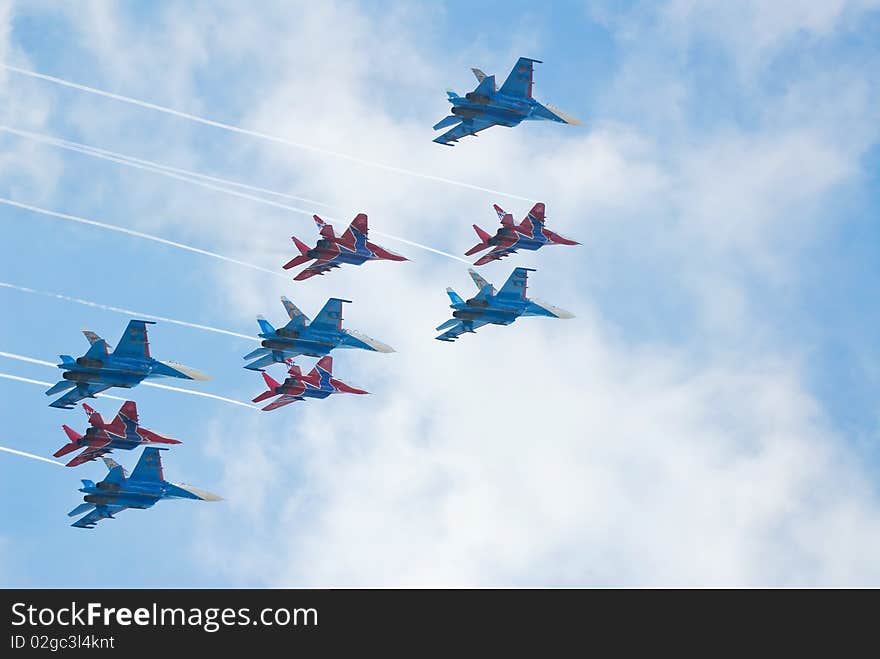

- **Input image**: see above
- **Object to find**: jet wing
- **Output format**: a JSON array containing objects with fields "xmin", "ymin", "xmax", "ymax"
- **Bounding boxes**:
[
  {"xmin": 294, "ymin": 257, "xmax": 343, "ymax": 281},
  {"xmin": 66, "ymin": 443, "xmax": 113, "ymax": 468},
  {"xmin": 310, "ymin": 298, "xmax": 350, "ymax": 332},
  {"xmin": 435, "ymin": 318, "xmax": 489, "ymax": 342},
  {"xmin": 473, "ymin": 239, "xmax": 519, "ymax": 266},
  {"xmin": 71, "ymin": 504, "xmax": 129, "ymax": 529},
  {"xmin": 497, "ymin": 267, "xmax": 534, "ymax": 301},
  {"xmin": 112, "ymin": 320, "xmax": 155, "ymax": 359},
  {"xmin": 129, "ymin": 447, "xmax": 165, "ymax": 483},
  {"xmin": 433, "ymin": 116, "xmax": 499, "ymax": 145},
  {"xmin": 499, "ymin": 57, "xmax": 541, "ymax": 99},
  {"xmin": 261, "ymin": 394, "xmax": 305, "ymax": 411},
  {"xmin": 48, "ymin": 382, "xmax": 113, "ymax": 409}
]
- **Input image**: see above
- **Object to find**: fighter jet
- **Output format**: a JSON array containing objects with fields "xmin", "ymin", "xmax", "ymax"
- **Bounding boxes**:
[
  {"xmin": 433, "ymin": 57, "xmax": 581, "ymax": 146},
  {"xmin": 252, "ymin": 356, "xmax": 368, "ymax": 411},
  {"xmin": 68, "ymin": 448, "xmax": 221, "ymax": 529},
  {"xmin": 46, "ymin": 320, "xmax": 209, "ymax": 409},
  {"xmin": 436, "ymin": 267, "xmax": 574, "ymax": 341},
  {"xmin": 54, "ymin": 401, "xmax": 180, "ymax": 467},
  {"xmin": 243, "ymin": 297, "xmax": 394, "ymax": 371},
  {"xmin": 466, "ymin": 202, "xmax": 579, "ymax": 266},
  {"xmin": 283, "ymin": 214, "xmax": 407, "ymax": 281}
]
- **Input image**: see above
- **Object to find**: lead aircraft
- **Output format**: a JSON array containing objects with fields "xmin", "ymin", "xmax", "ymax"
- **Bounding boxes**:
[{"xmin": 433, "ymin": 57, "xmax": 581, "ymax": 145}]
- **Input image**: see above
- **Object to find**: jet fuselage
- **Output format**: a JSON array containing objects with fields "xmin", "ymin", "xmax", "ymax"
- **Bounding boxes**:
[{"xmin": 449, "ymin": 93, "xmax": 531, "ymax": 127}]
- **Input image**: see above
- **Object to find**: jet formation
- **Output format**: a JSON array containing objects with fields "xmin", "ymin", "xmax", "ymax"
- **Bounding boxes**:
[
  {"xmin": 284, "ymin": 213, "xmax": 407, "ymax": 281},
  {"xmin": 243, "ymin": 297, "xmax": 394, "ymax": 371},
  {"xmin": 45, "ymin": 320, "xmax": 209, "ymax": 409},
  {"xmin": 55, "ymin": 401, "xmax": 179, "ymax": 467},
  {"xmin": 252, "ymin": 356, "xmax": 368, "ymax": 411},
  {"xmin": 8, "ymin": 56, "xmax": 584, "ymax": 529},
  {"xmin": 436, "ymin": 267, "xmax": 574, "ymax": 342},
  {"xmin": 67, "ymin": 448, "xmax": 220, "ymax": 529},
  {"xmin": 433, "ymin": 57, "xmax": 580, "ymax": 145}
]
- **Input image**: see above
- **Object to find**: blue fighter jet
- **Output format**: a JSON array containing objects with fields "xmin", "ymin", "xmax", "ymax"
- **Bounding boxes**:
[
  {"xmin": 68, "ymin": 448, "xmax": 221, "ymax": 529},
  {"xmin": 436, "ymin": 267, "xmax": 574, "ymax": 341},
  {"xmin": 46, "ymin": 320, "xmax": 210, "ymax": 409},
  {"xmin": 243, "ymin": 297, "xmax": 394, "ymax": 371},
  {"xmin": 433, "ymin": 57, "xmax": 581, "ymax": 145}
]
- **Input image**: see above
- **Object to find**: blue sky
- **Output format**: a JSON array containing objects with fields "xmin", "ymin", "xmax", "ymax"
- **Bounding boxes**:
[{"xmin": 1, "ymin": 1, "xmax": 879, "ymax": 586}]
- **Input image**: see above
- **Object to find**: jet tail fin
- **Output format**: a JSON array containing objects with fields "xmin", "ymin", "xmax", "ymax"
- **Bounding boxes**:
[
  {"xmin": 54, "ymin": 425, "xmax": 82, "ymax": 457},
  {"xmin": 253, "ymin": 372, "xmax": 281, "ymax": 403},
  {"xmin": 314, "ymin": 355, "xmax": 333, "ymax": 376},
  {"xmin": 446, "ymin": 288, "xmax": 465, "ymax": 305},
  {"xmin": 314, "ymin": 215, "xmax": 335, "ymax": 239},
  {"xmin": 473, "ymin": 74, "xmax": 496, "ymax": 96},
  {"xmin": 257, "ymin": 316, "xmax": 276, "ymax": 335},
  {"xmin": 283, "ymin": 236, "xmax": 313, "ymax": 269},
  {"xmin": 473, "ymin": 224, "xmax": 492, "ymax": 242}
]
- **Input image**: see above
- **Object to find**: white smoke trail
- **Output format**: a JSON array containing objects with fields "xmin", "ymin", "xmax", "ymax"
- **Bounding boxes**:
[
  {"xmin": 0, "ymin": 352, "xmax": 55, "ymax": 367},
  {"xmin": 0, "ymin": 198, "xmax": 287, "ymax": 277},
  {"xmin": 0, "ymin": 281, "xmax": 258, "ymax": 341},
  {"xmin": 0, "ymin": 445, "xmax": 64, "ymax": 466},
  {"xmin": 0, "ymin": 63, "xmax": 537, "ymax": 202},
  {"xmin": 140, "ymin": 382, "xmax": 258, "ymax": 409},
  {"xmin": 0, "ymin": 126, "xmax": 472, "ymax": 264},
  {"xmin": 0, "ymin": 356, "xmax": 257, "ymax": 409},
  {"xmin": 0, "ymin": 125, "xmax": 333, "ymax": 208}
]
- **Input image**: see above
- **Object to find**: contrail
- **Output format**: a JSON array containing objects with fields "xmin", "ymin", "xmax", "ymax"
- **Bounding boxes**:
[
  {"xmin": 0, "ymin": 352, "xmax": 55, "ymax": 367},
  {"xmin": 372, "ymin": 234, "xmax": 470, "ymax": 263},
  {"xmin": 0, "ymin": 355, "xmax": 257, "ymax": 410},
  {"xmin": 0, "ymin": 126, "xmax": 471, "ymax": 264},
  {"xmin": 0, "ymin": 281, "xmax": 258, "ymax": 341},
  {"xmin": 0, "ymin": 197, "xmax": 287, "ymax": 277},
  {"xmin": 1, "ymin": 63, "xmax": 536, "ymax": 203},
  {"xmin": 0, "ymin": 124, "xmax": 333, "ymax": 208},
  {"xmin": 0, "ymin": 445, "xmax": 64, "ymax": 467},
  {"xmin": 139, "ymin": 382, "xmax": 258, "ymax": 409}
]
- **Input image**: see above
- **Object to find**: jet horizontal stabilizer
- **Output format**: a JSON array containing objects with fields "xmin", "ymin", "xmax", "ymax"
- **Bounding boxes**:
[
  {"xmin": 436, "ymin": 318, "xmax": 460, "ymax": 331},
  {"xmin": 433, "ymin": 115, "xmax": 461, "ymax": 131},
  {"xmin": 68, "ymin": 502, "xmax": 95, "ymax": 518},
  {"xmin": 45, "ymin": 380, "xmax": 76, "ymax": 395}
]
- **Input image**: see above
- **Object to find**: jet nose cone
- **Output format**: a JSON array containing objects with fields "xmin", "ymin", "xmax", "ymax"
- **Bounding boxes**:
[
  {"xmin": 161, "ymin": 361, "xmax": 211, "ymax": 381},
  {"xmin": 177, "ymin": 484, "xmax": 224, "ymax": 501}
]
